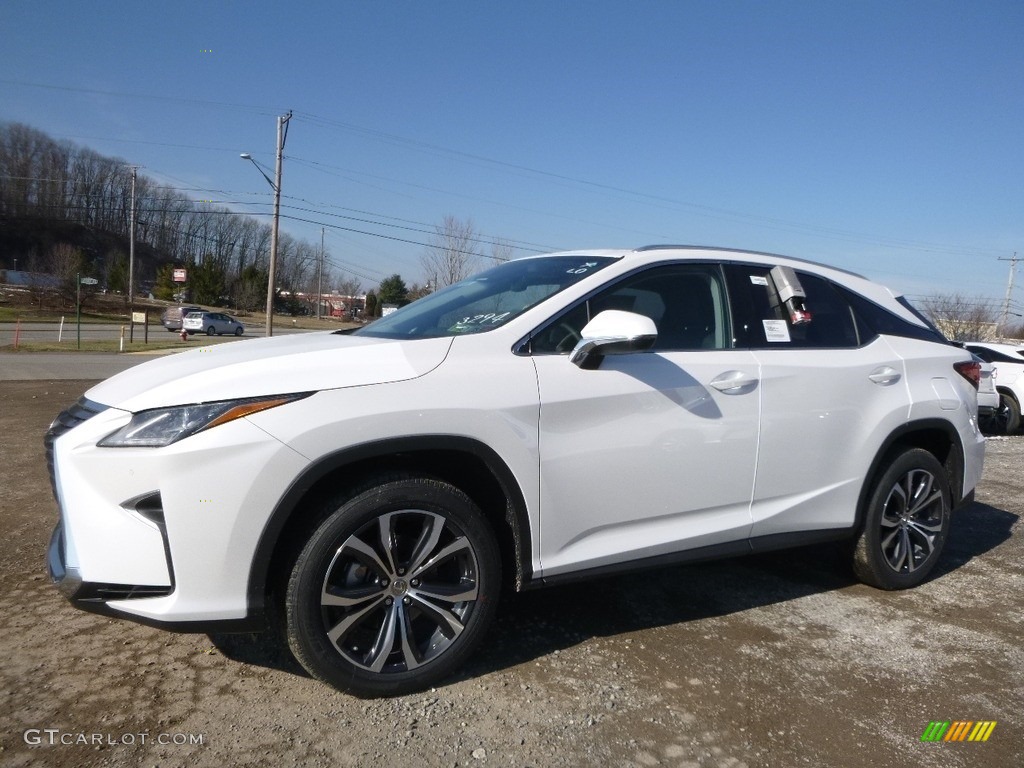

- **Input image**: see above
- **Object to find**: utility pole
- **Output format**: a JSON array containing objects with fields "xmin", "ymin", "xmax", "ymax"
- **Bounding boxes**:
[
  {"xmin": 245, "ymin": 113, "xmax": 293, "ymax": 336},
  {"xmin": 128, "ymin": 166, "xmax": 138, "ymax": 342},
  {"xmin": 266, "ymin": 111, "xmax": 292, "ymax": 337},
  {"xmin": 316, "ymin": 227, "xmax": 324, "ymax": 320},
  {"xmin": 998, "ymin": 253, "xmax": 1019, "ymax": 339}
]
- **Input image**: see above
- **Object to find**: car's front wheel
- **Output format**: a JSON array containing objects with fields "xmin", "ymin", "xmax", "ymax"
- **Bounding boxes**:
[
  {"xmin": 286, "ymin": 476, "xmax": 500, "ymax": 697},
  {"xmin": 852, "ymin": 448, "xmax": 951, "ymax": 590}
]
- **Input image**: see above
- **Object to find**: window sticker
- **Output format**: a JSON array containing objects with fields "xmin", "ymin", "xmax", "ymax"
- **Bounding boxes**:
[
  {"xmin": 448, "ymin": 312, "xmax": 512, "ymax": 333},
  {"xmin": 750, "ymin": 275, "xmax": 769, "ymax": 286},
  {"xmin": 763, "ymin": 319, "xmax": 791, "ymax": 342}
]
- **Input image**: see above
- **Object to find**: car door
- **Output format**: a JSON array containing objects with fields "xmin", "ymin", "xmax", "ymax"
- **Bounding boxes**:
[
  {"xmin": 530, "ymin": 264, "xmax": 761, "ymax": 578},
  {"xmin": 727, "ymin": 265, "xmax": 912, "ymax": 538}
]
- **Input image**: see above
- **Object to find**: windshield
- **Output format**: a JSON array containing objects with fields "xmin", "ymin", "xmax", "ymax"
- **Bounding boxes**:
[{"xmin": 352, "ymin": 255, "xmax": 617, "ymax": 340}]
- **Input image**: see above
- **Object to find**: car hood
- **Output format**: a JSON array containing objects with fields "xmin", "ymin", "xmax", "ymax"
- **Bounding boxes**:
[{"xmin": 85, "ymin": 332, "xmax": 454, "ymax": 412}]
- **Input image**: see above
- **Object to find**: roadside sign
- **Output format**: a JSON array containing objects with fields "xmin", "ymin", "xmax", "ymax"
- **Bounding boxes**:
[
  {"xmin": 132, "ymin": 312, "xmax": 146, "ymax": 324},
  {"xmin": 173, "ymin": 269, "xmax": 187, "ymax": 282},
  {"xmin": 80, "ymin": 277, "xmax": 98, "ymax": 285}
]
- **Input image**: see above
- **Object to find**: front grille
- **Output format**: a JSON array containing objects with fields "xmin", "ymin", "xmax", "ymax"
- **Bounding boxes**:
[{"xmin": 45, "ymin": 397, "xmax": 108, "ymax": 501}]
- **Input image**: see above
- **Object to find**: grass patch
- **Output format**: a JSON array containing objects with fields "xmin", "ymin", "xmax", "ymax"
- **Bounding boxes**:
[
  {"xmin": 0, "ymin": 306, "xmax": 144, "ymax": 324},
  {"xmin": 0, "ymin": 305, "xmax": 360, "ymax": 331}
]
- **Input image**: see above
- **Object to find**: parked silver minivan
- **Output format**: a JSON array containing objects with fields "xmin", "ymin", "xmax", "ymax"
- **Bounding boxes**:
[{"xmin": 160, "ymin": 305, "xmax": 202, "ymax": 332}]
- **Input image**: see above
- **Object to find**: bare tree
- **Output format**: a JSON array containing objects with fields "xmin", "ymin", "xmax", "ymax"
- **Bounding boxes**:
[
  {"xmin": 919, "ymin": 293, "xmax": 998, "ymax": 342},
  {"xmin": 48, "ymin": 243, "xmax": 92, "ymax": 308},
  {"xmin": 336, "ymin": 274, "xmax": 363, "ymax": 300},
  {"xmin": 489, "ymin": 237, "xmax": 515, "ymax": 263},
  {"xmin": 1002, "ymin": 317, "xmax": 1024, "ymax": 342},
  {"xmin": 406, "ymin": 282, "xmax": 431, "ymax": 301},
  {"xmin": 420, "ymin": 215, "xmax": 481, "ymax": 288}
]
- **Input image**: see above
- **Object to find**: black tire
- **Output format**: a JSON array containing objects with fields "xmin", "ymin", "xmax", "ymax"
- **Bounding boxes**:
[
  {"xmin": 286, "ymin": 476, "xmax": 500, "ymax": 697},
  {"xmin": 234, "ymin": 326, "xmax": 244, "ymax": 336},
  {"xmin": 852, "ymin": 448, "xmax": 951, "ymax": 590},
  {"xmin": 995, "ymin": 392, "xmax": 1021, "ymax": 435},
  {"xmin": 206, "ymin": 325, "xmax": 217, "ymax": 336}
]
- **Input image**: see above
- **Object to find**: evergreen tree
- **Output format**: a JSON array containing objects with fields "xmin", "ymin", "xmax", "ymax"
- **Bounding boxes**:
[
  {"xmin": 190, "ymin": 258, "xmax": 227, "ymax": 305},
  {"xmin": 377, "ymin": 274, "xmax": 409, "ymax": 307}
]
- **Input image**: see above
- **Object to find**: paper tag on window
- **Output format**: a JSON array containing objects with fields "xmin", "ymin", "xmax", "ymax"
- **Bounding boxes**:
[
  {"xmin": 750, "ymin": 275, "xmax": 769, "ymax": 286},
  {"xmin": 763, "ymin": 319, "xmax": 790, "ymax": 342}
]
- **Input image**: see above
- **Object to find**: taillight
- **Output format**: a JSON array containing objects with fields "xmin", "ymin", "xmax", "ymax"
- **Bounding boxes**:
[{"xmin": 953, "ymin": 360, "xmax": 981, "ymax": 390}]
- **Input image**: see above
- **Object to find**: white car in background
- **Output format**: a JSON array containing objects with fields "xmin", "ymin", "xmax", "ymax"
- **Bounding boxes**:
[
  {"xmin": 46, "ymin": 246, "xmax": 986, "ymax": 697},
  {"xmin": 973, "ymin": 355, "xmax": 1000, "ymax": 433},
  {"xmin": 182, "ymin": 311, "xmax": 245, "ymax": 337},
  {"xmin": 965, "ymin": 342, "xmax": 1024, "ymax": 435}
]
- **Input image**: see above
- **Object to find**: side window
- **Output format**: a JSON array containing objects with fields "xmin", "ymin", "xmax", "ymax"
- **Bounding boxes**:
[
  {"xmin": 787, "ymin": 273, "xmax": 859, "ymax": 348},
  {"xmin": 727, "ymin": 265, "xmax": 859, "ymax": 349},
  {"xmin": 531, "ymin": 264, "xmax": 731, "ymax": 354},
  {"xmin": 840, "ymin": 288, "xmax": 947, "ymax": 345}
]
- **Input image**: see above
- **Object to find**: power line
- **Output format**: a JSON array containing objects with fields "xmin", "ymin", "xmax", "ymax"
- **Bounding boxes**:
[
  {"xmin": 293, "ymin": 112, "xmax": 1009, "ymax": 260},
  {"xmin": 0, "ymin": 78, "xmax": 279, "ymax": 115},
  {"xmin": 286, "ymin": 155, "xmax": 665, "ymax": 244}
]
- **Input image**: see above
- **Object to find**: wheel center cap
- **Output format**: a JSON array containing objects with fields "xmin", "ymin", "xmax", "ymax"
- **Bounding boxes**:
[{"xmin": 391, "ymin": 579, "xmax": 408, "ymax": 596}]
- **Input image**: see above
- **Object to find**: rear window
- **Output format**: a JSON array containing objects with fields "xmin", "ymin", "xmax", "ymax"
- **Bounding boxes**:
[{"xmin": 842, "ymin": 290, "xmax": 948, "ymax": 344}]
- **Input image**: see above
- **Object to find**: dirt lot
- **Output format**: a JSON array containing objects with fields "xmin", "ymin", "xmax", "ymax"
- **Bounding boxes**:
[{"xmin": 1, "ymin": 380, "xmax": 1021, "ymax": 768}]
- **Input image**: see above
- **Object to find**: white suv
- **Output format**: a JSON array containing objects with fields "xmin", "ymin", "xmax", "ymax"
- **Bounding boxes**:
[{"xmin": 46, "ymin": 246, "xmax": 986, "ymax": 697}]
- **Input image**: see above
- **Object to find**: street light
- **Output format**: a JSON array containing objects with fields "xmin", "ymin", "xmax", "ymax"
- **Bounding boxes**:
[
  {"xmin": 241, "ymin": 110, "xmax": 292, "ymax": 337},
  {"xmin": 239, "ymin": 153, "xmax": 274, "ymax": 186}
]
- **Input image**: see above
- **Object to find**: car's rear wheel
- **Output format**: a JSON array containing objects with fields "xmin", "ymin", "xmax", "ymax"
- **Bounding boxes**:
[
  {"xmin": 994, "ymin": 392, "xmax": 1021, "ymax": 435},
  {"xmin": 286, "ymin": 476, "xmax": 500, "ymax": 697},
  {"xmin": 852, "ymin": 448, "xmax": 951, "ymax": 590}
]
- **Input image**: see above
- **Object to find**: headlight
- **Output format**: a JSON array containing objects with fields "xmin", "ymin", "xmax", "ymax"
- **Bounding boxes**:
[{"xmin": 98, "ymin": 393, "xmax": 311, "ymax": 448}]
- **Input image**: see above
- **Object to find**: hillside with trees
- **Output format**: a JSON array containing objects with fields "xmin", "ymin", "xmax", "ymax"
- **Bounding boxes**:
[{"xmin": 0, "ymin": 121, "xmax": 326, "ymax": 310}]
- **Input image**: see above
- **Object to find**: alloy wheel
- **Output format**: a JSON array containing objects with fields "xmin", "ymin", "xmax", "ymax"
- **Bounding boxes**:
[
  {"xmin": 878, "ymin": 468, "xmax": 945, "ymax": 575},
  {"xmin": 319, "ymin": 509, "xmax": 481, "ymax": 674}
]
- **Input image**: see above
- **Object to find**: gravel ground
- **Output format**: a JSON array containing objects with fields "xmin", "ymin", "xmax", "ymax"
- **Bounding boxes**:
[{"xmin": 1, "ymin": 380, "xmax": 1020, "ymax": 768}]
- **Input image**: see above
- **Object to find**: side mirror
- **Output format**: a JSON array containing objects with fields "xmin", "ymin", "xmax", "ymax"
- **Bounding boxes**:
[{"xmin": 569, "ymin": 310, "xmax": 658, "ymax": 369}]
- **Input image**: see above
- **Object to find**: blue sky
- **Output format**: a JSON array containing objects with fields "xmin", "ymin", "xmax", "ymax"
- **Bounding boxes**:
[{"xmin": 2, "ymin": 0, "xmax": 1022, "ymax": 307}]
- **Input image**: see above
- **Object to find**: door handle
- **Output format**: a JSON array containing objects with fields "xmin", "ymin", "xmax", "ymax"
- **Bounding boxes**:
[
  {"xmin": 868, "ymin": 366, "xmax": 901, "ymax": 386},
  {"xmin": 710, "ymin": 370, "xmax": 759, "ymax": 394}
]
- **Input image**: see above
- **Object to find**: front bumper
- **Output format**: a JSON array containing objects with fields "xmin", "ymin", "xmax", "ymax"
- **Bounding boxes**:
[
  {"xmin": 45, "ymin": 396, "xmax": 309, "ymax": 628},
  {"xmin": 47, "ymin": 523, "xmax": 82, "ymax": 598},
  {"xmin": 48, "ymin": 518, "xmax": 174, "ymax": 603}
]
